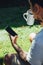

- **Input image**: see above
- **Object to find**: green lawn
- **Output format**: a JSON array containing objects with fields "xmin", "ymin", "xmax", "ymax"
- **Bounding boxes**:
[{"xmin": 0, "ymin": 6, "xmax": 42, "ymax": 65}]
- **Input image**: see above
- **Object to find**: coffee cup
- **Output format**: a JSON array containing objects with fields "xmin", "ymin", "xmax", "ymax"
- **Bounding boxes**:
[{"xmin": 23, "ymin": 9, "xmax": 35, "ymax": 25}]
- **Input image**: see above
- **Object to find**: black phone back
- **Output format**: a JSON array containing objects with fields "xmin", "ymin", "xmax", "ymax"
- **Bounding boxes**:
[{"xmin": 5, "ymin": 26, "xmax": 17, "ymax": 36}]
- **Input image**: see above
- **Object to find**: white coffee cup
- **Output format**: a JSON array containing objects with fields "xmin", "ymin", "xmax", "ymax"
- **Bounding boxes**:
[{"xmin": 23, "ymin": 9, "xmax": 35, "ymax": 25}]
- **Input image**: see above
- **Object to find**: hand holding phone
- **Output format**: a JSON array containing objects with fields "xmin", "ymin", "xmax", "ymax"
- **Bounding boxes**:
[
  {"xmin": 5, "ymin": 26, "xmax": 18, "ymax": 44},
  {"xmin": 5, "ymin": 26, "xmax": 18, "ymax": 36}
]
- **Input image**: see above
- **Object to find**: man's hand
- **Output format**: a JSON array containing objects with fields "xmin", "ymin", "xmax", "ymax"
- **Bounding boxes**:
[
  {"xmin": 9, "ymin": 35, "xmax": 27, "ymax": 61},
  {"xmin": 10, "ymin": 35, "xmax": 18, "ymax": 44},
  {"xmin": 29, "ymin": 33, "xmax": 36, "ymax": 42}
]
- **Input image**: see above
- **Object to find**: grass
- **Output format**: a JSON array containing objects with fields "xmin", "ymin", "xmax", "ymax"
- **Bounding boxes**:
[{"xmin": 0, "ymin": 6, "xmax": 43, "ymax": 65}]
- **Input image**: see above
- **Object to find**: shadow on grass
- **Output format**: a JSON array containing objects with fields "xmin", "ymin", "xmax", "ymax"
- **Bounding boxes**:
[
  {"xmin": 0, "ymin": 18, "xmax": 28, "ymax": 29},
  {"xmin": 0, "ymin": 18, "xmax": 40, "ymax": 30},
  {"xmin": 0, "ymin": 19, "xmax": 40, "ymax": 30}
]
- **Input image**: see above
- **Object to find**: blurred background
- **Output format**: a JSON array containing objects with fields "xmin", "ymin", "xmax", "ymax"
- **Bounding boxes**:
[{"xmin": 0, "ymin": 0, "xmax": 29, "ymax": 8}]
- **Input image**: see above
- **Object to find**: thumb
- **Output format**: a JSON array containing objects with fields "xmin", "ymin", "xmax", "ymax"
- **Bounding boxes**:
[{"xmin": 11, "ymin": 35, "xmax": 18, "ymax": 43}]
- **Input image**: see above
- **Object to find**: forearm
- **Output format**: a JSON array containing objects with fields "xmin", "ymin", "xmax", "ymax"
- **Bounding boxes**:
[
  {"xmin": 12, "ymin": 43, "xmax": 23, "ymax": 54},
  {"xmin": 12, "ymin": 43, "xmax": 27, "ymax": 61}
]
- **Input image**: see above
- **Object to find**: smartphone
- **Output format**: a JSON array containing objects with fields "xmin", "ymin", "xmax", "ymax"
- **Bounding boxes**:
[{"xmin": 5, "ymin": 26, "xmax": 18, "ymax": 36}]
